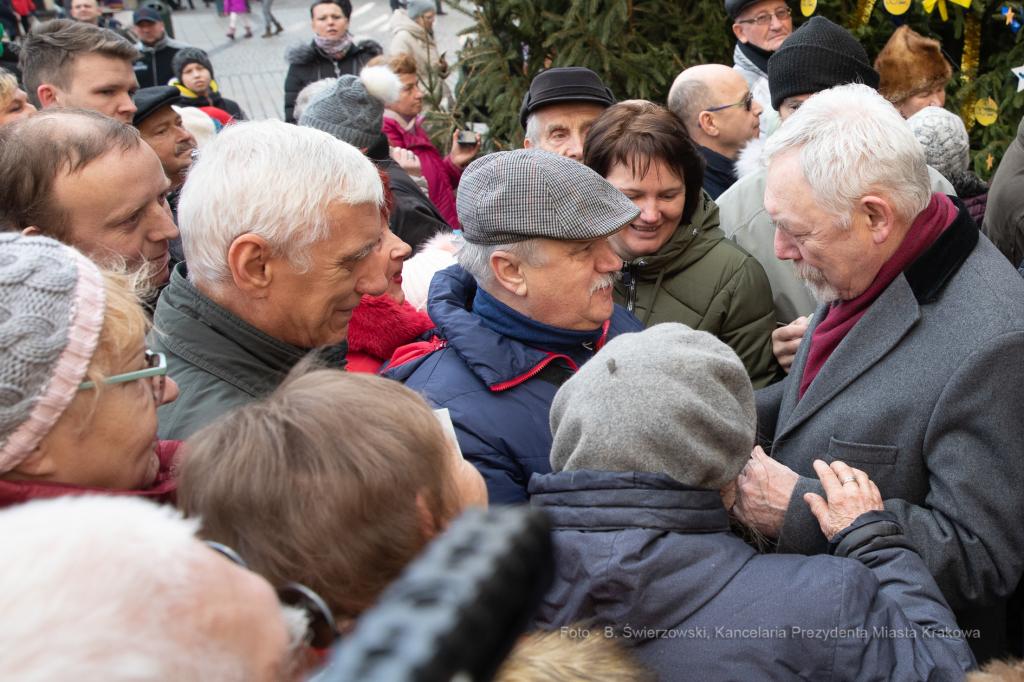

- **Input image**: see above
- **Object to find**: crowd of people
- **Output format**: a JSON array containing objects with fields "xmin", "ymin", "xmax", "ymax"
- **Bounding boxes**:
[{"xmin": 1, "ymin": 0, "xmax": 1024, "ymax": 680}]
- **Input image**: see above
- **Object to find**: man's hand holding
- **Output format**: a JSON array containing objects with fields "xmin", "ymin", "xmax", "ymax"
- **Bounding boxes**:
[
  {"xmin": 772, "ymin": 316, "xmax": 810, "ymax": 373},
  {"xmin": 733, "ymin": 446, "xmax": 799, "ymax": 538},
  {"xmin": 804, "ymin": 460, "xmax": 884, "ymax": 541}
]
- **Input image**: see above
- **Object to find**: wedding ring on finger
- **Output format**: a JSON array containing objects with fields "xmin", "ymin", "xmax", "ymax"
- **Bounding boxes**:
[{"xmin": 840, "ymin": 475, "xmax": 858, "ymax": 485}]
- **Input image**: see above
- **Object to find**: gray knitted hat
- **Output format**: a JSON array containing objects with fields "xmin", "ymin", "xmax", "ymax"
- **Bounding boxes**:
[
  {"xmin": 549, "ymin": 323, "xmax": 756, "ymax": 491},
  {"xmin": 0, "ymin": 234, "xmax": 106, "ymax": 473},
  {"xmin": 299, "ymin": 65, "xmax": 402, "ymax": 150},
  {"xmin": 456, "ymin": 149, "xmax": 641, "ymax": 245},
  {"xmin": 907, "ymin": 105, "xmax": 969, "ymax": 179},
  {"xmin": 407, "ymin": 0, "xmax": 434, "ymax": 19},
  {"xmin": 171, "ymin": 47, "xmax": 215, "ymax": 83}
]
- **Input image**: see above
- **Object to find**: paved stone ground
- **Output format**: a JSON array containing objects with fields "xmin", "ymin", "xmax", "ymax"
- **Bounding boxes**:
[{"xmin": 139, "ymin": 0, "xmax": 475, "ymax": 120}]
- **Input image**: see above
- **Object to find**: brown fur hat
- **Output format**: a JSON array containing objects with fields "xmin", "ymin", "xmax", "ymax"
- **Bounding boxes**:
[{"xmin": 874, "ymin": 26, "xmax": 952, "ymax": 103}]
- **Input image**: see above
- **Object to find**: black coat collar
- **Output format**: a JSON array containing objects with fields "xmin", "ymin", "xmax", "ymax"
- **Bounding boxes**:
[{"xmin": 905, "ymin": 195, "xmax": 979, "ymax": 304}]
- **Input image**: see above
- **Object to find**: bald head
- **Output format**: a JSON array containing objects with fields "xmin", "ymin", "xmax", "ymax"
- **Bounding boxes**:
[{"xmin": 667, "ymin": 64, "xmax": 762, "ymax": 158}]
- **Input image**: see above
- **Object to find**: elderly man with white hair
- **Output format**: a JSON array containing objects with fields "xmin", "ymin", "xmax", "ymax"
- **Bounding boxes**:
[
  {"xmin": 381, "ymin": 149, "xmax": 645, "ymax": 505},
  {"xmin": 152, "ymin": 120, "xmax": 389, "ymax": 441},
  {"xmin": 0, "ymin": 495, "xmax": 309, "ymax": 681},
  {"xmin": 734, "ymin": 83, "xmax": 1024, "ymax": 661}
]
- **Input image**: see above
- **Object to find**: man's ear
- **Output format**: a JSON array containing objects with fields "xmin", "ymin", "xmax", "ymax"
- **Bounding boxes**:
[
  {"xmin": 697, "ymin": 110, "xmax": 719, "ymax": 137},
  {"xmin": 226, "ymin": 234, "xmax": 275, "ymax": 299},
  {"xmin": 731, "ymin": 23, "xmax": 748, "ymax": 42},
  {"xmin": 7, "ymin": 445, "xmax": 59, "ymax": 480},
  {"xmin": 415, "ymin": 492, "xmax": 442, "ymax": 540},
  {"xmin": 21, "ymin": 226, "xmax": 43, "ymax": 237},
  {"xmin": 36, "ymin": 84, "xmax": 60, "ymax": 109},
  {"xmin": 489, "ymin": 250, "xmax": 528, "ymax": 297},
  {"xmin": 860, "ymin": 195, "xmax": 897, "ymax": 245}
]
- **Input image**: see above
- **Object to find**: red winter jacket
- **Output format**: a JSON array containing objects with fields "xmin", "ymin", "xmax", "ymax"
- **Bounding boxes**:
[
  {"xmin": 0, "ymin": 440, "xmax": 181, "ymax": 509},
  {"xmin": 381, "ymin": 113, "xmax": 464, "ymax": 230},
  {"xmin": 346, "ymin": 294, "xmax": 435, "ymax": 374}
]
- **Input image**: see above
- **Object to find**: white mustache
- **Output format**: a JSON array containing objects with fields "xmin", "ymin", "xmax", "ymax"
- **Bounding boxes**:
[{"xmin": 590, "ymin": 270, "xmax": 622, "ymax": 296}]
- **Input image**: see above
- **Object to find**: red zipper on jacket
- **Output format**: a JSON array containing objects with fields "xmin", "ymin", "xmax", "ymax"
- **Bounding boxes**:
[
  {"xmin": 489, "ymin": 320, "xmax": 610, "ymax": 392},
  {"xmin": 490, "ymin": 352, "xmax": 579, "ymax": 392}
]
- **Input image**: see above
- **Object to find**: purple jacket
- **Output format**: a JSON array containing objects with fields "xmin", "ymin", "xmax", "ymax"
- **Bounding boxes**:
[{"xmin": 382, "ymin": 114, "xmax": 463, "ymax": 229}]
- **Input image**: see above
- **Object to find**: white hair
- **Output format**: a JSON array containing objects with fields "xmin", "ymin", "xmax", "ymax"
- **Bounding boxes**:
[
  {"xmin": 293, "ymin": 78, "xmax": 336, "ymax": 122},
  {"xmin": 0, "ymin": 496, "xmax": 294, "ymax": 681},
  {"xmin": 454, "ymin": 232, "xmax": 547, "ymax": 288},
  {"xmin": 760, "ymin": 83, "xmax": 931, "ymax": 229},
  {"xmin": 178, "ymin": 119, "xmax": 385, "ymax": 295},
  {"xmin": 524, "ymin": 112, "xmax": 541, "ymax": 146}
]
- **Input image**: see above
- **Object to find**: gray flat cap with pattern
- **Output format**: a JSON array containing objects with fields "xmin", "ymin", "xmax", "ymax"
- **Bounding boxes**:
[{"xmin": 455, "ymin": 149, "xmax": 641, "ymax": 246}]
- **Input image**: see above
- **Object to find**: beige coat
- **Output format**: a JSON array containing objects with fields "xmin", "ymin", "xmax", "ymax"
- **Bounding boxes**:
[{"xmin": 390, "ymin": 10, "xmax": 448, "ymax": 100}]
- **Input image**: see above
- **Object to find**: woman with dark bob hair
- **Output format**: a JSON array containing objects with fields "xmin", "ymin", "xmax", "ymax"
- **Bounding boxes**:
[{"xmin": 584, "ymin": 101, "xmax": 781, "ymax": 388}]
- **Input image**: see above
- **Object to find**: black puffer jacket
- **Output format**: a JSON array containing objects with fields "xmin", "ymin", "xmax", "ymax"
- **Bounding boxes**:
[{"xmin": 283, "ymin": 39, "xmax": 382, "ymax": 122}]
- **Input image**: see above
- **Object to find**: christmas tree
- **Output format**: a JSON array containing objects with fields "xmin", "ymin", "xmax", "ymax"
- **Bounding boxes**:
[{"xmin": 443, "ymin": 0, "xmax": 1024, "ymax": 177}]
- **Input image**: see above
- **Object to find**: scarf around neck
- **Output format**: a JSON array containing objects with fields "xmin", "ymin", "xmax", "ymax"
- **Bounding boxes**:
[
  {"xmin": 472, "ymin": 286, "xmax": 604, "ymax": 360},
  {"xmin": 798, "ymin": 192, "xmax": 956, "ymax": 400},
  {"xmin": 314, "ymin": 32, "xmax": 353, "ymax": 60},
  {"xmin": 737, "ymin": 41, "xmax": 773, "ymax": 76}
]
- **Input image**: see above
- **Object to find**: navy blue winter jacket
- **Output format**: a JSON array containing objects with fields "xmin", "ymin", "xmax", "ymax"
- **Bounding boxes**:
[
  {"xmin": 530, "ymin": 470, "xmax": 976, "ymax": 682},
  {"xmin": 379, "ymin": 266, "xmax": 644, "ymax": 504}
]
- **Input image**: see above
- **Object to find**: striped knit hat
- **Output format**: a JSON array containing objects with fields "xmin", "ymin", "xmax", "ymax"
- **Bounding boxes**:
[{"xmin": 0, "ymin": 234, "xmax": 106, "ymax": 473}]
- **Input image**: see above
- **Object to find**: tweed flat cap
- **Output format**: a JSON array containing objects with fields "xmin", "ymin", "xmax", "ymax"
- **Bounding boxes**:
[{"xmin": 456, "ymin": 149, "xmax": 640, "ymax": 246}]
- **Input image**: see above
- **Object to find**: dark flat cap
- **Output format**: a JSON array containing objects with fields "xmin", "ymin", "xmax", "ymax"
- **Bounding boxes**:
[
  {"xmin": 456, "ymin": 149, "xmax": 640, "ymax": 246},
  {"xmin": 133, "ymin": 6, "xmax": 162, "ymax": 23},
  {"xmin": 519, "ymin": 67, "xmax": 615, "ymax": 129},
  {"xmin": 132, "ymin": 86, "xmax": 181, "ymax": 126},
  {"xmin": 725, "ymin": 0, "xmax": 773, "ymax": 20}
]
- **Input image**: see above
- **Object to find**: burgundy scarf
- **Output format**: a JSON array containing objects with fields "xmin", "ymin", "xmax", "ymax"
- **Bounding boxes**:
[{"xmin": 799, "ymin": 192, "xmax": 956, "ymax": 400}]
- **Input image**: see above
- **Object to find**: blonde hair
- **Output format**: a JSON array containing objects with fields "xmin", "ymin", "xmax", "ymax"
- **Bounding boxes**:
[
  {"xmin": 494, "ymin": 629, "xmax": 655, "ymax": 682},
  {"xmin": 81, "ymin": 267, "xmax": 151, "ymax": 389},
  {"xmin": 367, "ymin": 52, "xmax": 418, "ymax": 77},
  {"xmin": 0, "ymin": 68, "xmax": 17, "ymax": 110}
]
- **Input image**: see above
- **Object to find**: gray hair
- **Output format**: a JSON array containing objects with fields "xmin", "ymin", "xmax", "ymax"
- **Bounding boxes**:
[
  {"xmin": 294, "ymin": 77, "xmax": 336, "ymax": 122},
  {"xmin": 178, "ymin": 119, "xmax": 384, "ymax": 295},
  {"xmin": 761, "ymin": 83, "xmax": 931, "ymax": 229},
  {"xmin": 454, "ymin": 233, "xmax": 547, "ymax": 288},
  {"xmin": 524, "ymin": 112, "xmax": 541, "ymax": 147},
  {"xmin": 0, "ymin": 495, "xmax": 307, "ymax": 681},
  {"xmin": 667, "ymin": 75, "xmax": 714, "ymax": 135}
]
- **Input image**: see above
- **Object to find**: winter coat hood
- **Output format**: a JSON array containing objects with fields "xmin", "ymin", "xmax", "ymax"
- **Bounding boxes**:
[
  {"xmin": 391, "ymin": 9, "xmax": 427, "ymax": 41},
  {"xmin": 0, "ymin": 440, "xmax": 181, "ymax": 509}
]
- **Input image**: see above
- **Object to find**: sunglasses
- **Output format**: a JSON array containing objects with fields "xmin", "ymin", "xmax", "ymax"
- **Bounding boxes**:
[
  {"xmin": 736, "ymin": 6, "xmax": 792, "ymax": 25},
  {"xmin": 205, "ymin": 541, "xmax": 341, "ymax": 650},
  {"xmin": 79, "ymin": 350, "xmax": 168, "ymax": 404},
  {"xmin": 706, "ymin": 91, "xmax": 755, "ymax": 113}
]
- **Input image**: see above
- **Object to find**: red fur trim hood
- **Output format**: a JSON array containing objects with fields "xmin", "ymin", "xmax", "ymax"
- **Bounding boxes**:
[{"xmin": 347, "ymin": 294, "xmax": 436, "ymax": 362}]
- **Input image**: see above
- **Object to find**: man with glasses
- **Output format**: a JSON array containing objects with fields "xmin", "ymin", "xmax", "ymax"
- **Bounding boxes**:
[
  {"xmin": 725, "ymin": 0, "xmax": 792, "ymax": 139},
  {"xmin": 668, "ymin": 64, "xmax": 764, "ymax": 199}
]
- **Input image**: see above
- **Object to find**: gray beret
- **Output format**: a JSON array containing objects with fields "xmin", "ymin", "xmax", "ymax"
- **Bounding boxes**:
[
  {"xmin": 455, "ymin": 149, "xmax": 641, "ymax": 246},
  {"xmin": 549, "ymin": 323, "xmax": 756, "ymax": 491}
]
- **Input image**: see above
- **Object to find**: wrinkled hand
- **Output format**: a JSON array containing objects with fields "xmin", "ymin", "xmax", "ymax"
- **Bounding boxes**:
[
  {"xmin": 449, "ymin": 131, "xmax": 481, "ymax": 168},
  {"xmin": 804, "ymin": 460, "xmax": 884, "ymax": 541},
  {"xmin": 390, "ymin": 146, "xmax": 422, "ymax": 177},
  {"xmin": 772, "ymin": 316, "xmax": 810, "ymax": 374},
  {"xmin": 733, "ymin": 446, "xmax": 799, "ymax": 538}
]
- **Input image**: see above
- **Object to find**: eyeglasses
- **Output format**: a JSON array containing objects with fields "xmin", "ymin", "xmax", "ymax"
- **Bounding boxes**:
[
  {"xmin": 79, "ymin": 350, "xmax": 168, "ymax": 404},
  {"xmin": 204, "ymin": 541, "xmax": 341, "ymax": 650},
  {"xmin": 706, "ymin": 91, "xmax": 754, "ymax": 113},
  {"xmin": 736, "ymin": 6, "xmax": 792, "ymax": 24}
]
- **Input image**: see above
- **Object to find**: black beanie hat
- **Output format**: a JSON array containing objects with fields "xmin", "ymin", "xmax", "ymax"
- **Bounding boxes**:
[
  {"xmin": 520, "ymin": 67, "xmax": 616, "ymax": 129},
  {"xmin": 171, "ymin": 47, "xmax": 215, "ymax": 84},
  {"xmin": 767, "ymin": 16, "xmax": 880, "ymax": 111}
]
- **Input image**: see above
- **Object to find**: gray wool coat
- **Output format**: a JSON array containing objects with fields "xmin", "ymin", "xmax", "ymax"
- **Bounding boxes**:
[{"xmin": 756, "ymin": 198, "xmax": 1024, "ymax": 620}]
